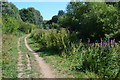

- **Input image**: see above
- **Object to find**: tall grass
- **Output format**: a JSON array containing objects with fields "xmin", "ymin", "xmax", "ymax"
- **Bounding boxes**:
[
  {"xmin": 31, "ymin": 28, "xmax": 72, "ymax": 54},
  {"xmin": 30, "ymin": 29, "xmax": 120, "ymax": 78},
  {"xmin": 2, "ymin": 34, "xmax": 19, "ymax": 78}
]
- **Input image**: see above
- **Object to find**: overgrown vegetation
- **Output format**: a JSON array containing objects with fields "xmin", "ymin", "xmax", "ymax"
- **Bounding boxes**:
[
  {"xmin": 31, "ymin": 29, "xmax": 71, "ymax": 54},
  {"xmin": 30, "ymin": 1, "xmax": 120, "ymax": 79},
  {"xmin": 30, "ymin": 28, "xmax": 120, "ymax": 78},
  {"xmin": 2, "ymin": 15, "xmax": 36, "ymax": 34}
]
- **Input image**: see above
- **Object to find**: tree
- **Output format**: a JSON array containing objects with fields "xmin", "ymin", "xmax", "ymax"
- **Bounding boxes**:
[
  {"xmin": 19, "ymin": 7, "xmax": 43, "ymax": 26},
  {"xmin": 58, "ymin": 10, "xmax": 65, "ymax": 17},
  {"xmin": 2, "ymin": 2, "xmax": 21, "ymax": 21},
  {"xmin": 51, "ymin": 15, "xmax": 58, "ymax": 23},
  {"xmin": 59, "ymin": 2, "xmax": 119, "ymax": 40}
]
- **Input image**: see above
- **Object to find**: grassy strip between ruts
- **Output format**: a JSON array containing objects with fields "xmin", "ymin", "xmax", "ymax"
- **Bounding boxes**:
[
  {"xmin": 20, "ymin": 36, "xmax": 42, "ymax": 78},
  {"xmin": 27, "ymin": 36, "xmax": 98, "ymax": 78}
]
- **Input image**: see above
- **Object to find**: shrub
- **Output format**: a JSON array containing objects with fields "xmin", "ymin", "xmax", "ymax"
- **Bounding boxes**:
[
  {"xmin": 18, "ymin": 21, "xmax": 36, "ymax": 33},
  {"xmin": 31, "ymin": 28, "xmax": 71, "ymax": 53},
  {"xmin": 2, "ymin": 16, "xmax": 36, "ymax": 34},
  {"xmin": 2, "ymin": 16, "xmax": 19, "ymax": 33}
]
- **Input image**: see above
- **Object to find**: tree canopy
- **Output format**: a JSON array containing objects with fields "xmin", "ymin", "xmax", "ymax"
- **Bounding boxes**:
[
  {"xmin": 2, "ymin": 2, "xmax": 38, "ymax": 34},
  {"xmin": 2, "ymin": 2, "xmax": 21, "ymax": 21},
  {"xmin": 19, "ymin": 7, "xmax": 43, "ymax": 26},
  {"xmin": 59, "ymin": 2, "xmax": 120, "ymax": 40},
  {"xmin": 58, "ymin": 10, "xmax": 65, "ymax": 17}
]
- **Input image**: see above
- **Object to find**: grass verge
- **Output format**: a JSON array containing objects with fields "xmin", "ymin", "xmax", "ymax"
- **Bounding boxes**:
[{"xmin": 2, "ymin": 33, "xmax": 20, "ymax": 78}]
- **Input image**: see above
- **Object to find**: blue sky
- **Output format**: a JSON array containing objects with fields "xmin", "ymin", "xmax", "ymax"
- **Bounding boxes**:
[{"xmin": 12, "ymin": 2, "xmax": 69, "ymax": 20}]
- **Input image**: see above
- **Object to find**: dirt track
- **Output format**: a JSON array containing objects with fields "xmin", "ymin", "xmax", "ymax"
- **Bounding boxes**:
[{"xmin": 24, "ymin": 34, "xmax": 56, "ymax": 78}]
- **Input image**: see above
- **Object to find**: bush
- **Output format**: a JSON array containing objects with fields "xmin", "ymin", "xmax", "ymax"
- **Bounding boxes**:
[
  {"xmin": 2, "ymin": 16, "xmax": 36, "ymax": 34},
  {"xmin": 31, "ymin": 28, "xmax": 71, "ymax": 53},
  {"xmin": 2, "ymin": 16, "xmax": 19, "ymax": 34},
  {"xmin": 18, "ymin": 21, "xmax": 36, "ymax": 33}
]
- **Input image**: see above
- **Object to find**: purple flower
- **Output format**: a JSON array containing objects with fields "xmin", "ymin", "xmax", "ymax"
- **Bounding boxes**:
[
  {"xmin": 88, "ymin": 38, "xmax": 90, "ymax": 44},
  {"xmin": 100, "ymin": 42, "xmax": 102, "ymax": 46},
  {"xmin": 106, "ymin": 46, "xmax": 110, "ymax": 49},
  {"xmin": 103, "ymin": 42, "xmax": 107, "ymax": 46},
  {"xmin": 107, "ymin": 40, "xmax": 110, "ymax": 45}
]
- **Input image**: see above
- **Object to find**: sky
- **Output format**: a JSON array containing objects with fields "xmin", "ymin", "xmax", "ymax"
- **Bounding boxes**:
[
  {"xmin": 11, "ymin": 2, "xmax": 69, "ymax": 20},
  {"xmin": 9, "ymin": 0, "xmax": 71, "ymax": 2}
]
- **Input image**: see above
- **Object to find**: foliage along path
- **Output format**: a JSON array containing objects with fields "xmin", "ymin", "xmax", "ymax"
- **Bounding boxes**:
[{"xmin": 22, "ymin": 34, "xmax": 56, "ymax": 78}]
